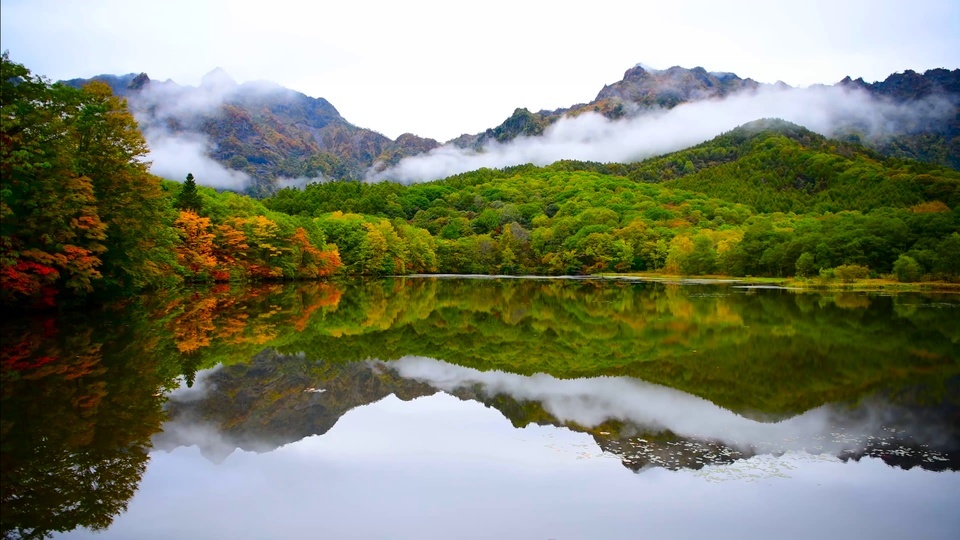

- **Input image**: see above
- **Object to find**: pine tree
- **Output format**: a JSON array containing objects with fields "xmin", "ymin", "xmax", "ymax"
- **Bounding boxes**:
[{"xmin": 174, "ymin": 173, "xmax": 203, "ymax": 213}]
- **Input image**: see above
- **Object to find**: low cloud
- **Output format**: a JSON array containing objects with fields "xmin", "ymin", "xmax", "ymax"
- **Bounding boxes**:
[
  {"xmin": 275, "ymin": 175, "xmax": 327, "ymax": 190},
  {"xmin": 165, "ymin": 364, "xmax": 224, "ymax": 402},
  {"xmin": 133, "ymin": 72, "xmax": 292, "ymax": 191},
  {"xmin": 144, "ymin": 128, "xmax": 251, "ymax": 190},
  {"xmin": 135, "ymin": 69, "xmax": 286, "ymax": 121},
  {"xmin": 369, "ymin": 85, "xmax": 955, "ymax": 183}
]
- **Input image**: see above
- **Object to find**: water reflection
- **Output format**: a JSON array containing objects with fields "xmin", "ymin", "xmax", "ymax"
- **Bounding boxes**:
[
  {"xmin": 0, "ymin": 310, "xmax": 173, "ymax": 539},
  {"xmin": 1, "ymin": 278, "xmax": 958, "ymax": 539},
  {"xmin": 155, "ymin": 353, "xmax": 960, "ymax": 473},
  {"xmin": 64, "ymin": 393, "xmax": 960, "ymax": 540}
]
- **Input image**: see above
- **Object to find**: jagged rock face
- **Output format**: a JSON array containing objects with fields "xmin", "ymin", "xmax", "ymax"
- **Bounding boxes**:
[
  {"xmin": 455, "ymin": 66, "xmax": 959, "ymax": 168},
  {"xmin": 63, "ymin": 72, "xmax": 141, "ymax": 96},
  {"xmin": 128, "ymin": 72, "xmax": 151, "ymax": 91},
  {"xmin": 594, "ymin": 65, "xmax": 761, "ymax": 108},
  {"xmin": 65, "ymin": 65, "xmax": 960, "ymax": 190},
  {"xmin": 64, "ymin": 69, "xmax": 418, "ymax": 192},
  {"xmin": 869, "ymin": 68, "xmax": 960, "ymax": 101}
]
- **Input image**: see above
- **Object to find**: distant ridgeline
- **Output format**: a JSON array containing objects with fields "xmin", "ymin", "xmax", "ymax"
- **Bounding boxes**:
[
  {"xmin": 63, "ymin": 64, "xmax": 960, "ymax": 192},
  {"xmin": 3, "ymin": 54, "xmax": 959, "ymax": 308}
]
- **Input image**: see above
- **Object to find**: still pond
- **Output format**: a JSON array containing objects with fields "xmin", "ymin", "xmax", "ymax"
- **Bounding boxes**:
[{"xmin": 2, "ymin": 277, "xmax": 958, "ymax": 539}]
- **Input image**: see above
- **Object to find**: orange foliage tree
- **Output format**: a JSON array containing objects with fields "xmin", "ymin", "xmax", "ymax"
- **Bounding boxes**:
[{"xmin": 174, "ymin": 210, "xmax": 218, "ymax": 280}]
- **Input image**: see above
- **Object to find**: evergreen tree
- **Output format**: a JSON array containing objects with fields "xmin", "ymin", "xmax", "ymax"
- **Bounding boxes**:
[{"xmin": 174, "ymin": 173, "xmax": 203, "ymax": 213}]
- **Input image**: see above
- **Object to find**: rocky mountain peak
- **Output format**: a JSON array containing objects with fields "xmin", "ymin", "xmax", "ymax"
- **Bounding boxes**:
[{"xmin": 128, "ymin": 72, "xmax": 151, "ymax": 91}]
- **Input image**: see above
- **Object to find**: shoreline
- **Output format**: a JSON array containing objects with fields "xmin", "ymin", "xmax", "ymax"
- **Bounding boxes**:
[{"xmin": 403, "ymin": 273, "xmax": 960, "ymax": 293}]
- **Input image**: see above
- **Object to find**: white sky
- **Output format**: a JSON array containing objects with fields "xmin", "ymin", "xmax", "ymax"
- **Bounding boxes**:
[{"xmin": 2, "ymin": 0, "xmax": 958, "ymax": 142}]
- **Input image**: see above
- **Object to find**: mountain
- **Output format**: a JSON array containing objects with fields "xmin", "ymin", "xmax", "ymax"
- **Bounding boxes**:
[
  {"xmin": 152, "ymin": 350, "xmax": 437, "ymax": 463},
  {"xmin": 65, "ymin": 65, "xmax": 960, "ymax": 192},
  {"xmin": 450, "ymin": 65, "xmax": 766, "ymax": 150},
  {"xmin": 65, "ymin": 70, "xmax": 440, "ymax": 195},
  {"xmin": 457, "ymin": 66, "xmax": 959, "ymax": 167}
]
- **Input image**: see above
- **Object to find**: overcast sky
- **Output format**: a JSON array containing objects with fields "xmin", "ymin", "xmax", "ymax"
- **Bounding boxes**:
[{"xmin": 2, "ymin": 0, "xmax": 958, "ymax": 142}]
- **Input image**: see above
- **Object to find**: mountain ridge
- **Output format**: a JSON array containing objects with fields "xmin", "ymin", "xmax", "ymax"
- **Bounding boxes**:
[{"xmin": 64, "ymin": 65, "xmax": 960, "ymax": 192}]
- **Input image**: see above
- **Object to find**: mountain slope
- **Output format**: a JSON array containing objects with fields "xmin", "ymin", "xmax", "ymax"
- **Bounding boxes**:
[
  {"xmin": 65, "ymin": 71, "xmax": 440, "ymax": 194},
  {"xmin": 66, "ymin": 65, "xmax": 960, "ymax": 191},
  {"xmin": 455, "ymin": 119, "xmax": 959, "ymax": 214},
  {"xmin": 452, "ymin": 66, "xmax": 960, "ymax": 171},
  {"xmin": 624, "ymin": 118, "xmax": 960, "ymax": 213}
]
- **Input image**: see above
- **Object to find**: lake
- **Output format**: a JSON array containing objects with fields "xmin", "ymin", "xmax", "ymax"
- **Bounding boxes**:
[{"xmin": 2, "ymin": 277, "xmax": 958, "ymax": 539}]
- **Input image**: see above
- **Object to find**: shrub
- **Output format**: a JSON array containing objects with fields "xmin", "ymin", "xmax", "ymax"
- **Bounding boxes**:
[
  {"xmin": 834, "ymin": 264, "xmax": 870, "ymax": 283},
  {"xmin": 893, "ymin": 255, "xmax": 922, "ymax": 283}
]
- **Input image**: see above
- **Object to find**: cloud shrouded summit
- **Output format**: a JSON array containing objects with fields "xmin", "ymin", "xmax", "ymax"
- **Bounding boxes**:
[
  {"xmin": 66, "ymin": 63, "xmax": 957, "ymax": 190},
  {"xmin": 367, "ymin": 83, "xmax": 956, "ymax": 184}
]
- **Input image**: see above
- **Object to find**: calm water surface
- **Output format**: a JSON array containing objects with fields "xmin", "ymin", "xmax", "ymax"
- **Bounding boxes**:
[{"xmin": 2, "ymin": 278, "xmax": 958, "ymax": 539}]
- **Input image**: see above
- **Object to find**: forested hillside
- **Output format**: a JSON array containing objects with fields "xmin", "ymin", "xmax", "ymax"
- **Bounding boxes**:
[
  {"xmin": 265, "ymin": 155, "xmax": 959, "ymax": 279},
  {"xmin": 3, "ymin": 55, "xmax": 958, "ymax": 309},
  {"xmin": 619, "ymin": 118, "xmax": 960, "ymax": 213}
]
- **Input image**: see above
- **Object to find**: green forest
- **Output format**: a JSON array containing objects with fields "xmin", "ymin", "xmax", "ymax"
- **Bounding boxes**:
[{"xmin": 3, "ymin": 55, "xmax": 959, "ymax": 308}]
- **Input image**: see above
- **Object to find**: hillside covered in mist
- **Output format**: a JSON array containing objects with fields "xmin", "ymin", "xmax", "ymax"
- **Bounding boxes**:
[{"xmin": 65, "ymin": 64, "xmax": 960, "ymax": 193}]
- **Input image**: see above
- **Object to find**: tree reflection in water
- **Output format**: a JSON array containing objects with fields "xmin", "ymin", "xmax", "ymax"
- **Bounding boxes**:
[{"xmin": 1, "ymin": 278, "xmax": 958, "ymax": 538}]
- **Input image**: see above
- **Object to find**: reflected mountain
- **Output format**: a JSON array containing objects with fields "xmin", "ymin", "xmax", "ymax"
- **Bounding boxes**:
[
  {"xmin": 3, "ymin": 278, "xmax": 959, "ymax": 538},
  {"xmin": 155, "ymin": 278, "xmax": 960, "ymax": 417},
  {"xmin": 152, "ymin": 350, "xmax": 436, "ymax": 463},
  {"xmin": 155, "ymin": 352, "xmax": 960, "ymax": 473}
]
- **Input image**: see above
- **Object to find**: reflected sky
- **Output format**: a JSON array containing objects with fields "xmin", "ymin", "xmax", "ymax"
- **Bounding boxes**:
[
  {"xmin": 154, "ymin": 355, "xmax": 959, "ymax": 470},
  {"xmin": 58, "ymin": 392, "xmax": 959, "ymax": 540},
  {"xmin": 380, "ymin": 357, "xmax": 957, "ymax": 460}
]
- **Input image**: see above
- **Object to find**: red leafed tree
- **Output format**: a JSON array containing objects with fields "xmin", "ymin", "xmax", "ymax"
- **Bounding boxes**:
[
  {"xmin": 289, "ymin": 227, "xmax": 342, "ymax": 278},
  {"xmin": 1, "ymin": 55, "xmax": 109, "ymax": 305}
]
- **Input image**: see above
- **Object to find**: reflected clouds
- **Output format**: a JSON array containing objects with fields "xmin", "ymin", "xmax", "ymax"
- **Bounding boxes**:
[
  {"xmin": 60, "ymin": 393, "xmax": 960, "ymax": 540},
  {"xmin": 380, "ymin": 356, "xmax": 954, "ymax": 459}
]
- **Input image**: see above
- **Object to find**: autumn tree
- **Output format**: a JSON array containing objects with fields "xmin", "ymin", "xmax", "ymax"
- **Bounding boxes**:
[
  {"xmin": 1, "ymin": 55, "xmax": 178, "ymax": 305},
  {"xmin": 289, "ymin": 227, "xmax": 341, "ymax": 278},
  {"xmin": 1, "ymin": 54, "xmax": 108, "ymax": 305},
  {"xmin": 71, "ymin": 80, "xmax": 179, "ymax": 294},
  {"xmin": 174, "ymin": 211, "xmax": 218, "ymax": 280}
]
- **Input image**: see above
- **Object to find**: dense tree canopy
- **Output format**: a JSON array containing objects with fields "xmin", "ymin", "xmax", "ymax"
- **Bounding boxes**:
[{"xmin": 263, "ymin": 159, "xmax": 958, "ymax": 280}]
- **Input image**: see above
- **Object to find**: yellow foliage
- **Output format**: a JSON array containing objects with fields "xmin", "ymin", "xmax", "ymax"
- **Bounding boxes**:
[{"xmin": 910, "ymin": 200, "xmax": 950, "ymax": 213}]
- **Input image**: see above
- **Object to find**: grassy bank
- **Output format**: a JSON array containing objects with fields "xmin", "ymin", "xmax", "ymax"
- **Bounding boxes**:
[{"xmin": 598, "ymin": 272, "xmax": 960, "ymax": 293}]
